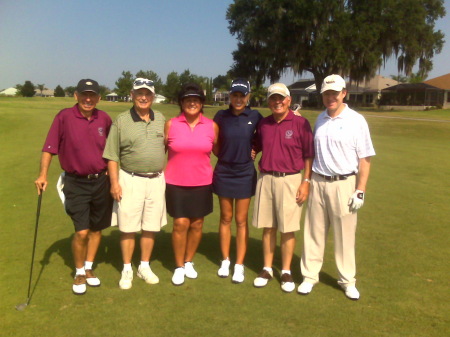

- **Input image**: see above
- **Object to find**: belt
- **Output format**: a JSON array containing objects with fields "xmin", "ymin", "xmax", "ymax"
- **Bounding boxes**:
[
  {"xmin": 265, "ymin": 171, "xmax": 299, "ymax": 177},
  {"xmin": 315, "ymin": 172, "xmax": 356, "ymax": 181},
  {"xmin": 65, "ymin": 170, "xmax": 106, "ymax": 180},
  {"xmin": 122, "ymin": 169, "xmax": 161, "ymax": 179}
]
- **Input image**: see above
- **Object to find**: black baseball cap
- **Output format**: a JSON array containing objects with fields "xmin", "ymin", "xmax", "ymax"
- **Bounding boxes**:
[{"xmin": 76, "ymin": 79, "xmax": 100, "ymax": 94}]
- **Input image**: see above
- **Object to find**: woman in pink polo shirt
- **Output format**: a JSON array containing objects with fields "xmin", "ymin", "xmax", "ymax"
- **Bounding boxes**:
[{"xmin": 164, "ymin": 83, "xmax": 219, "ymax": 286}]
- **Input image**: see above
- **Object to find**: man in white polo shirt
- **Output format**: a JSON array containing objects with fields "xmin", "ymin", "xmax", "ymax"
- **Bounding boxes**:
[{"xmin": 298, "ymin": 74, "xmax": 375, "ymax": 300}]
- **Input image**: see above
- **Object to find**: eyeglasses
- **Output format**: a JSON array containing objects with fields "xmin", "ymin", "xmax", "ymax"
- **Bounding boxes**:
[{"xmin": 133, "ymin": 79, "xmax": 154, "ymax": 87}]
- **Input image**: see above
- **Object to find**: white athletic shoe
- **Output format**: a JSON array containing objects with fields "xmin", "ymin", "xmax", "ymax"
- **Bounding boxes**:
[
  {"xmin": 184, "ymin": 262, "xmax": 198, "ymax": 279},
  {"xmin": 119, "ymin": 270, "xmax": 133, "ymax": 290},
  {"xmin": 72, "ymin": 274, "xmax": 87, "ymax": 295},
  {"xmin": 280, "ymin": 273, "xmax": 295, "ymax": 293},
  {"xmin": 297, "ymin": 281, "xmax": 314, "ymax": 295},
  {"xmin": 85, "ymin": 269, "xmax": 101, "ymax": 287},
  {"xmin": 172, "ymin": 267, "xmax": 185, "ymax": 286},
  {"xmin": 344, "ymin": 285, "xmax": 360, "ymax": 300},
  {"xmin": 253, "ymin": 269, "xmax": 273, "ymax": 288},
  {"xmin": 232, "ymin": 264, "xmax": 245, "ymax": 284},
  {"xmin": 137, "ymin": 265, "xmax": 159, "ymax": 284},
  {"xmin": 218, "ymin": 259, "xmax": 230, "ymax": 278}
]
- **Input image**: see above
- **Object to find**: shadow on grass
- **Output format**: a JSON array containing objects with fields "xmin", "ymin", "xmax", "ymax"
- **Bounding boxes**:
[{"xmin": 37, "ymin": 226, "xmax": 305, "ymax": 284}]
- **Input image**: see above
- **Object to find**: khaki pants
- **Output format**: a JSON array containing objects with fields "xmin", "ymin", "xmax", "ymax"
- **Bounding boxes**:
[{"xmin": 301, "ymin": 173, "xmax": 357, "ymax": 287}]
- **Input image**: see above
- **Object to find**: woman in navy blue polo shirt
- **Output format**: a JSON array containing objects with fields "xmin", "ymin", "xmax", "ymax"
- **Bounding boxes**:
[{"xmin": 213, "ymin": 79, "xmax": 263, "ymax": 283}]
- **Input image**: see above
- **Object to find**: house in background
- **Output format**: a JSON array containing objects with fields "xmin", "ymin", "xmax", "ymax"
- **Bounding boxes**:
[
  {"xmin": 0, "ymin": 87, "xmax": 18, "ymax": 96},
  {"xmin": 380, "ymin": 83, "xmax": 443, "ymax": 110},
  {"xmin": 379, "ymin": 73, "xmax": 450, "ymax": 110},
  {"xmin": 154, "ymin": 94, "xmax": 166, "ymax": 103},
  {"xmin": 288, "ymin": 79, "xmax": 316, "ymax": 107},
  {"xmin": 34, "ymin": 89, "xmax": 54, "ymax": 97},
  {"xmin": 423, "ymin": 73, "xmax": 450, "ymax": 108},
  {"xmin": 214, "ymin": 90, "xmax": 229, "ymax": 105},
  {"xmin": 288, "ymin": 75, "xmax": 398, "ymax": 107},
  {"xmin": 106, "ymin": 92, "xmax": 118, "ymax": 102}
]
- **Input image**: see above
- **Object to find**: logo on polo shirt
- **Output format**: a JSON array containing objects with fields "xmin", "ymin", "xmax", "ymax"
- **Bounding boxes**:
[
  {"xmin": 285, "ymin": 130, "xmax": 293, "ymax": 139},
  {"xmin": 98, "ymin": 127, "xmax": 104, "ymax": 136}
]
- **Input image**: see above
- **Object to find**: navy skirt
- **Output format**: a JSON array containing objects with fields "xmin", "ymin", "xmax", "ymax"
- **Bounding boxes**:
[{"xmin": 213, "ymin": 161, "xmax": 257, "ymax": 199}]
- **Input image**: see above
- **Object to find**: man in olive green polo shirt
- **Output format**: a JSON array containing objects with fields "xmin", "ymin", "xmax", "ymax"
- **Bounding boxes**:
[{"xmin": 103, "ymin": 78, "xmax": 166, "ymax": 290}]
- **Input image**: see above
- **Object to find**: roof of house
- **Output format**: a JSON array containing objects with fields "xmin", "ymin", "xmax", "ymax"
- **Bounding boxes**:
[
  {"xmin": 423, "ymin": 73, "xmax": 450, "ymax": 90},
  {"xmin": 288, "ymin": 80, "xmax": 316, "ymax": 90},
  {"xmin": 359, "ymin": 75, "xmax": 399, "ymax": 91},
  {"xmin": 0, "ymin": 87, "xmax": 18, "ymax": 95},
  {"xmin": 381, "ymin": 83, "xmax": 440, "ymax": 92}
]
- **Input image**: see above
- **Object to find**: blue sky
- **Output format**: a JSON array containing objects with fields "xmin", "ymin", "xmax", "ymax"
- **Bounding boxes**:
[{"xmin": 1, "ymin": 0, "xmax": 449, "ymax": 91}]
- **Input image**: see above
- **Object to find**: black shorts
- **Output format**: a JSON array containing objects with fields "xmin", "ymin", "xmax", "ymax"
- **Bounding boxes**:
[
  {"xmin": 63, "ymin": 174, "xmax": 113, "ymax": 232},
  {"xmin": 165, "ymin": 184, "xmax": 213, "ymax": 218}
]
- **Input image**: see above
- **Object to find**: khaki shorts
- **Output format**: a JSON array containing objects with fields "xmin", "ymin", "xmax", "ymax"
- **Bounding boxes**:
[
  {"xmin": 252, "ymin": 172, "xmax": 303, "ymax": 233},
  {"xmin": 117, "ymin": 169, "xmax": 167, "ymax": 233}
]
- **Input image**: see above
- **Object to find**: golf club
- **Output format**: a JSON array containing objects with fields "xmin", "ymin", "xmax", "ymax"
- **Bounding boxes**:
[{"xmin": 16, "ymin": 192, "xmax": 43, "ymax": 311}]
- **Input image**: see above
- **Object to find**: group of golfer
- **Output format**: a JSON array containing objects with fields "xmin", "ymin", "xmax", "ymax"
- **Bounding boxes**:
[{"xmin": 34, "ymin": 74, "xmax": 375, "ymax": 301}]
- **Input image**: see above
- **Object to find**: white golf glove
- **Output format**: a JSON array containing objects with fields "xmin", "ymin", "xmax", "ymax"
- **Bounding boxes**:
[{"xmin": 348, "ymin": 190, "xmax": 364, "ymax": 212}]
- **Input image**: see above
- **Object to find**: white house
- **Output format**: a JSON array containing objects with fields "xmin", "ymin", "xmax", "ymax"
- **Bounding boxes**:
[{"xmin": 0, "ymin": 87, "xmax": 18, "ymax": 96}]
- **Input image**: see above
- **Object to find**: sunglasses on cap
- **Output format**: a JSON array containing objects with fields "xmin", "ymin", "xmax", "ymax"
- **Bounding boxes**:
[{"xmin": 134, "ymin": 79, "xmax": 154, "ymax": 86}]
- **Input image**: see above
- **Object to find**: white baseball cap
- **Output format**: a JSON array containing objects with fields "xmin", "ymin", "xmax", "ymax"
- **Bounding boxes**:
[
  {"xmin": 133, "ymin": 78, "xmax": 155, "ymax": 94},
  {"xmin": 320, "ymin": 74, "xmax": 346, "ymax": 93},
  {"xmin": 267, "ymin": 83, "xmax": 290, "ymax": 98}
]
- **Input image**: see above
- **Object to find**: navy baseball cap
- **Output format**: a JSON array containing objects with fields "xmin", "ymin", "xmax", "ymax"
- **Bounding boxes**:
[
  {"xmin": 230, "ymin": 78, "xmax": 251, "ymax": 96},
  {"xmin": 76, "ymin": 79, "xmax": 100, "ymax": 94}
]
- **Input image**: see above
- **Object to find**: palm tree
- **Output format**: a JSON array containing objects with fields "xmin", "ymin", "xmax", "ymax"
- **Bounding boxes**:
[{"xmin": 37, "ymin": 84, "xmax": 45, "ymax": 96}]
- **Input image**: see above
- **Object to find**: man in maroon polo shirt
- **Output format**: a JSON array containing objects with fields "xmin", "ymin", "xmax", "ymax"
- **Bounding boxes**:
[
  {"xmin": 252, "ymin": 83, "xmax": 314, "ymax": 293},
  {"xmin": 35, "ymin": 79, "xmax": 113, "ymax": 295}
]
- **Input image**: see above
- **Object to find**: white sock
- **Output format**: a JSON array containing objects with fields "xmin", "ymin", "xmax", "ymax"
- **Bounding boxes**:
[
  {"xmin": 281, "ymin": 270, "xmax": 291, "ymax": 275},
  {"xmin": 84, "ymin": 261, "xmax": 93, "ymax": 270},
  {"xmin": 76, "ymin": 267, "xmax": 85, "ymax": 275},
  {"xmin": 140, "ymin": 261, "xmax": 149, "ymax": 268},
  {"xmin": 263, "ymin": 267, "xmax": 273, "ymax": 273},
  {"xmin": 123, "ymin": 263, "xmax": 132, "ymax": 272}
]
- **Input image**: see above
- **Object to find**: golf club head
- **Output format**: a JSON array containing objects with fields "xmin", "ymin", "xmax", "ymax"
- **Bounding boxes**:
[{"xmin": 15, "ymin": 302, "xmax": 28, "ymax": 311}]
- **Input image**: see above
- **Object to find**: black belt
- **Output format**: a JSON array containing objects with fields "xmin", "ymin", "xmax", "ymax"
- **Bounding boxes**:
[
  {"xmin": 122, "ymin": 169, "xmax": 161, "ymax": 179},
  {"xmin": 315, "ymin": 172, "xmax": 356, "ymax": 181},
  {"xmin": 65, "ymin": 170, "xmax": 106, "ymax": 180},
  {"xmin": 265, "ymin": 171, "xmax": 299, "ymax": 177}
]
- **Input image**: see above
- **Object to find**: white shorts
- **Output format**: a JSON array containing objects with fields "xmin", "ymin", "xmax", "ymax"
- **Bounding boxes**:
[{"xmin": 116, "ymin": 169, "xmax": 167, "ymax": 233}]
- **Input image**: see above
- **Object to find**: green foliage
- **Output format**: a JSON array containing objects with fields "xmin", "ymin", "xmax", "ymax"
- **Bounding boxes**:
[
  {"xmin": 36, "ymin": 84, "xmax": 45, "ymax": 96},
  {"xmin": 135, "ymin": 70, "xmax": 164, "ymax": 94},
  {"xmin": 54, "ymin": 85, "xmax": 65, "ymax": 97},
  {"xmin": 20, "ymin": 80, "xmax": 36, "ymax": 97},
  {"xmin": 213, "ymin": 74, "xmax": 231, "ymax": 90},
  {"xmin": 114, "ymin": 70, "xmax": 133, "ymax": 97},
  {"xmin": 205, "ymin": 77, "xmax": 213, "ymax": 105},
  {"xmin": 98, "ymin": 85, "xmax": 110, "ymax": 100},
  {"xmin": 227, "ymin": 0, "xmax": 446, "ymax": 91},
  {"xmin": 64, "ymin": 86, "xmax": 76, "ymax": 97},
  {"xmin": 163, "ymin": 71, "xmax": 181, "ymax": 104}
]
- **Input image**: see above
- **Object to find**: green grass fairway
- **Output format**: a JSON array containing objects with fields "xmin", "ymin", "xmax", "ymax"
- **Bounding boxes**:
[{"xmin": 1, "ymin": 97, "xmax": 449, "ymax": 336}]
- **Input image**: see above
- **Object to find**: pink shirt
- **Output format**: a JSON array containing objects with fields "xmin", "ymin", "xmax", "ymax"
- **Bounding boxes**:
[{"xmin": 165, "ymin": 113, "xmax": 215, "ymax": 186}]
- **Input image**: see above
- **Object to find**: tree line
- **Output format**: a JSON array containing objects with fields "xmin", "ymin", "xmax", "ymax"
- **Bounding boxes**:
[{"xmin": 13, "ymin": 70, "xmax": 234, "ymax": 104}]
